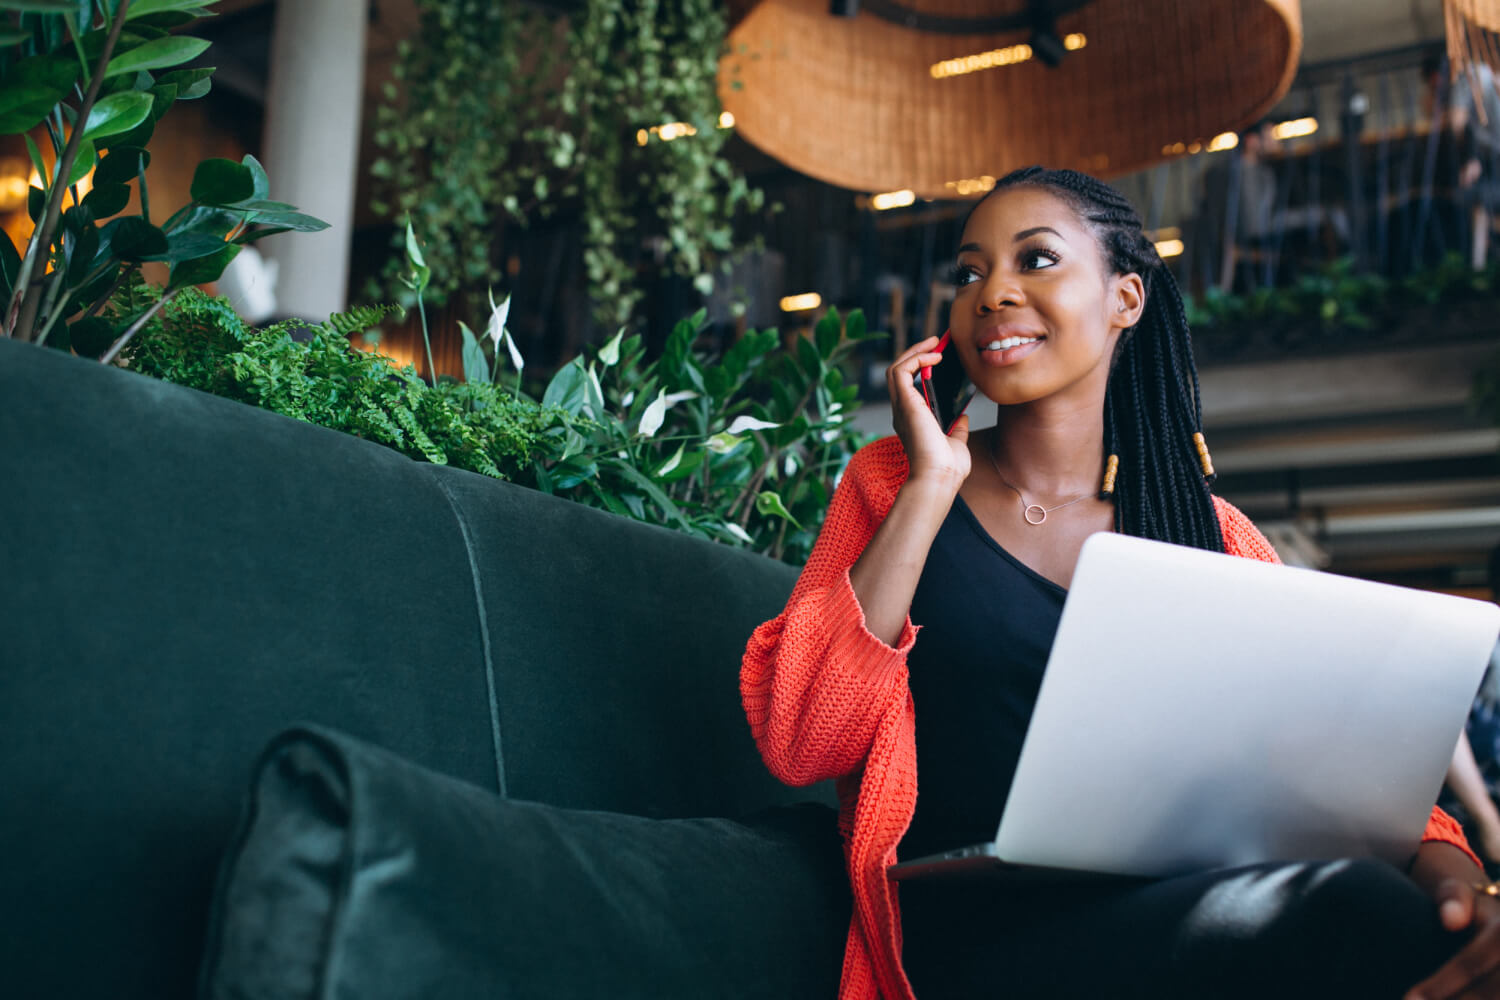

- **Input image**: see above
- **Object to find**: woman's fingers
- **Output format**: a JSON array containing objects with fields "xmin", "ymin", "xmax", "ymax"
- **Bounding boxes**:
[{"xmin": 1406, "ymin": 886, "xmax": 1500, "ymax": 1000}]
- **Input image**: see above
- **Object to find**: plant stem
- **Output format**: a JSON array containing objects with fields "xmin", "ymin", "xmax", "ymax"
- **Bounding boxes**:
[
  {"xmin": 100, "ymin": 287, "xmax": 173, "ymax": 365},
  {"xmin": 770, "ymin": 516, "xmax": 789, "ymax": 561},
  {"xmin": 82, "ymin": 268, "xmax": 132, "ymax": 319},
  {"xmin": 32, "ymin": 265, "xmax": 72, "ymax": 347},
  {"xmin": 65, "ymin": 13, "xmax": 91, "ymax": 77},
  {"xmin": 137, "ymin": 155, "xmax": 150, "ymax": 222},
  {"xmin": 8, "ymin": 0, "xmax": 131, "ymax": 343},
  {"xmin": 418, "ymin": 296, "xmax": 437, "ymax": 384}
]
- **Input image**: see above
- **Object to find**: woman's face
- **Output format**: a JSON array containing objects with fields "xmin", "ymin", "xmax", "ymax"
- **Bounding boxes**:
[{"xmin": 949, "ymin": 186, "xmax": 1142, "ymax": 410}]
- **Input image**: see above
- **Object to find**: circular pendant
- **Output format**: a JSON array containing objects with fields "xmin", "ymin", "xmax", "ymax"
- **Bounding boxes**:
[{"xmin": 1024, "ymin": 504, "xmax": 1047, "ymax": 525}]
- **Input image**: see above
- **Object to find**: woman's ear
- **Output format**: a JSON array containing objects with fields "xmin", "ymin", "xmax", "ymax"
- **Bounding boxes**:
[{"xmin": 1110, "ymin": 273, "xmax": 1146, "ymax": 330}]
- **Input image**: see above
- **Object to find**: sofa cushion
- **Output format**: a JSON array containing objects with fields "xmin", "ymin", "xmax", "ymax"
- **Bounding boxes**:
[
  {"xmin": 426, "ymin": 464, "xmax": 822, "ymax": 820},
  {"xmin": 199, "ymin": 725, "xmax": 850, "ymax": 1000}
]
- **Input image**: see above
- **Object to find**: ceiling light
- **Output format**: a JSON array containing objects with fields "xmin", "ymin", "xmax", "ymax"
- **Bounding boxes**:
[
  {"xmin": 1271, "ymin": 117, "xmax": 1318, "ymax": 140},
  {"xmin": 780, "ymin": 292, "xmax": 822, "ymax": 312},
  {"xmin": 870, "ymin": 189, "xmax": 915, "ymax": 211}
]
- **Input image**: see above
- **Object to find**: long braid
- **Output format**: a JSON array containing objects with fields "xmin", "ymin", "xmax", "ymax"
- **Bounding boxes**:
[{"xmin": 984, "ymin": 166, "xmax": 1225, "ymax": 553}]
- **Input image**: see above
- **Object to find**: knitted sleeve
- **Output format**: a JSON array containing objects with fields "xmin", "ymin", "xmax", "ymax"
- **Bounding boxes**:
[
  {"xmin": 1214, "ymin": 496, "xmax": 1483, "ymax": 870},
  {"xmin": 741, "ymin": 437, "xmax": 918, "ymax": 787}
]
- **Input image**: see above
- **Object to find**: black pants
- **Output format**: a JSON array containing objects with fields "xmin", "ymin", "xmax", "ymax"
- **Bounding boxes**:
[{"xmin": 900, "ymin": 859, "xmax": 1456, "ymax": 999}]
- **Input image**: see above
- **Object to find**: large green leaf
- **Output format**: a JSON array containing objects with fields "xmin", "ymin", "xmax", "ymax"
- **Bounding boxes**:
[
  {"xmin": 241, "ymin": 209, "xmax": 327, "ymax": 233},
  {"xmin": 541, "ymin": 359, "xmax": 587, "ymax": 412},
  {"xmin": 154, "ymin": 65, "xmax": 213, "ymax": 99},
  {"xmin": 64, "ymin": 224, "xmax": 100, "ymax": 284},
  {"xmin": 167, "ymin": 242, "xmax": 238, "ymax": 289},
  {"xmin": 0, "ymin": 226, "xmax": 21, "ymax": 304},
  {"xmin": 142, "ymin": 230, "xmax": 231, "ymax": 263},
  {"xmin": 814, "ymin": 308, "xmax": 840, "ymax": 357},
  {"xmin": 189, "ymin": 157, "xmax": 255, "ymax": 205},
  {"xmin": 94, "ymin": 145, "xmax": 149, "ymax": 187},
  {"xmin": 242, "ymin": 153, "xmax": 269, "ymax": 200},
  {"xmin": 83, "ymin": 181, "xmax": 131, "ymax": 218},
  {"xmin": 0, "ymin": 54, "xmax": 78, "ymax": 135},
  {"xmin": 64, "ymin": 138, "xmax": 95, "ymax": 186},
  {"xmin": 105, "ymin": 35, "xmax": 210, "ymax": 78},
  {"xmin": 0, "ymin": 0, "xmax": 80, "ymax": 10},
  {"xmin": 102, "ymin": 215, "xmax": 168, "ymax": 259},
  {"xmin": 604, "ymin": 458, "xmax": 690, "ymax": 527},
  {"xmin": 122, "ymin": 0, "xmax": 215, "ymax": 18},
  {"xmin": 82, "ymin": 90, "xmax": 154, "ymax": 140},
  {"xmin": 68, "ymin": 316, "xmax": 117, "ymax": 360},
  {"xmin": 459, "ymin": 321, "xmax": 490, "ymax": 385}
]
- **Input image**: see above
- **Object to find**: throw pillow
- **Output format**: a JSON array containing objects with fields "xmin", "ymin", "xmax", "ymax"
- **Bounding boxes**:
[{"xmin": 197, "ymin": 725, "xmax": 849, "ymax": 999}]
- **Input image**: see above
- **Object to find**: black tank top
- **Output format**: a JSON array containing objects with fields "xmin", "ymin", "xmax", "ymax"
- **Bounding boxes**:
[{"xmin": 899, "ymin": 494, "xmax": 1068, "ymax": 862}]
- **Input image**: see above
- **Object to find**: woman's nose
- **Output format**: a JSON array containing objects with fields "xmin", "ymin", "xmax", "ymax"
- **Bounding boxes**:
[{"xmin": 978, "ymin": 273, "xmax": 1024, "ymax": 312}]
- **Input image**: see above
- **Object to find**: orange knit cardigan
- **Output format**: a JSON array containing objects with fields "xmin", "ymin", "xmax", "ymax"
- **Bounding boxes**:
[{"xmin": 741, "ymin": 435, "xmax": 1478, "ymax": 1000}]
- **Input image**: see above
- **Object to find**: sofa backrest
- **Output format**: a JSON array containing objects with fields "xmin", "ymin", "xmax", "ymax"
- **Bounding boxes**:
[{"xmin": 0, "ymin": 338, "xmax": 819, "ymax": 999}]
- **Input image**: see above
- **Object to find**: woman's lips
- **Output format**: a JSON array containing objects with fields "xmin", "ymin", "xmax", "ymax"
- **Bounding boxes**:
[{"xmin": 977, "ymin": 334, "xmax": 1045, "ymax": 367}]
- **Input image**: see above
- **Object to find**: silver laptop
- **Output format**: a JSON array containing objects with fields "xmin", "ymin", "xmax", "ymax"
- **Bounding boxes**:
[{"xmin": 888, "ymin": 531, "xmax": 1500, "ymax": 882}]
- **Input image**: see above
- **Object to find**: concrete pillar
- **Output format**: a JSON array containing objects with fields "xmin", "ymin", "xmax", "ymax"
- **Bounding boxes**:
[{"xmin": 261, "ymin": 0, "xmax": 368, "ymax": 320}]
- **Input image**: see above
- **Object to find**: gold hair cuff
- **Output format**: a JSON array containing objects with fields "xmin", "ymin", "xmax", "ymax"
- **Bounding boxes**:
[
  {"xmin": 1192, "ymin": 432, "xmax": 1215, "ymax": 479},
  {"xmin": 1474, "ymin": 881, "xmax": 1500, "ymax": 896},
  {"xmin": 1100, "ymin": 453, "xmax": 1119, "ymax": 497}
]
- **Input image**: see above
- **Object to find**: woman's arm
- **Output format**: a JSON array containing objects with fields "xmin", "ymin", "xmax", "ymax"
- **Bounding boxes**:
[
  {"xmin": 742, "ymin": 338, "xmax": 970, "ymax": 786},
  {"xmin": 1447, "ymin": 731, "xmax": 1500, "ymax": 864}
]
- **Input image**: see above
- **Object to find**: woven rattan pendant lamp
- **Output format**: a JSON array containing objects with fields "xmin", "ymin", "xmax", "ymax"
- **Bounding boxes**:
[
  {"xmin": 1447, "ymin": 0, "xmax": 1500, "ymax": 101},
  {"xmin": 718, "ymin": 0, "xmax": 1302, "ymax": 199}
]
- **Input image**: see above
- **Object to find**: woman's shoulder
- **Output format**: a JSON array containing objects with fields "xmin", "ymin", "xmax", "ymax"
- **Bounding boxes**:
[{"xmin": 1212, "ymin": 495, "xmax": 1282, "ymax": 564}]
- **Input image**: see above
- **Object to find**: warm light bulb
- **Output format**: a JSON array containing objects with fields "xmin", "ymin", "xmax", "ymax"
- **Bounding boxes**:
[
  {"xmin": 870, "ymin": 189, "xmax": 916, "ymax": 211},
  {"xmin": 1271, "ymin": 117, "xmax": 1318, "ymax": 140},
  {"xmin": 780, "ymin": 292, "xmax": 822, "ymax": 312}
]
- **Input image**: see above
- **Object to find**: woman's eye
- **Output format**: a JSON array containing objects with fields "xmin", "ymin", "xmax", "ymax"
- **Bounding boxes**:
[
  {"xmin": 949, "ymin": 264, "xmax": 980, "ymax": 287},
  {"xmin": 1021, "ymin": 248, "xmax": 1060, "ymax": 270}
]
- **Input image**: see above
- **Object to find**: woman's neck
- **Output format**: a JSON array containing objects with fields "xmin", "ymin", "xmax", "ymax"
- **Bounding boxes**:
[{"xmin": 985, "ymin": 398, "xmax": 1107, "ymax": 499}]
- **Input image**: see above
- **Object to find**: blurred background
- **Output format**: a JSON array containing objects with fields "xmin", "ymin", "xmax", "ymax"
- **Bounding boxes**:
[{"xmin": 3, "ymin": 0, "xmax": 1497, "ymax": 593}]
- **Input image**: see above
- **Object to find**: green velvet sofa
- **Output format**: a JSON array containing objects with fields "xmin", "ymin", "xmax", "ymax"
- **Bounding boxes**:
[{"xmin": 0, "ymin": 337, "xmax": 848, "ymax": 999}]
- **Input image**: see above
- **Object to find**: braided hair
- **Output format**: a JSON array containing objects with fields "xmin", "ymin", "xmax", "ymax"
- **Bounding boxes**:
[{"xmin": 977, "ymin": 166, "xmax": 1225, "ymax": 553}]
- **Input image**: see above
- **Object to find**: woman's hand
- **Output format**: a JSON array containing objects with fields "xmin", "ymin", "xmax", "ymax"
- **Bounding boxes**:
[
  {"xmin": 886, "ymin": 336, "xmax": 971, "ymax": 492},
  {"xmin": 1407, "ymin": 848, "xmax": 1500, "ymax": 999}
]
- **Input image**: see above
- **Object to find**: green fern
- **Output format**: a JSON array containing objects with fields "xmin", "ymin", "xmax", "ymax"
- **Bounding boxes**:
[
  {"xmin": 323, "ymin": 304, "xmax": 403, "ymax": 337},
  {"xmin": 122, "ymin": 290, "xmax": 549, "ymax": 480}
]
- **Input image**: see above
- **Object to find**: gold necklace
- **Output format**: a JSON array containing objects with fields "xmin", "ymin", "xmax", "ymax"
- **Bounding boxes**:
[{"xmin": 986, "ymin": 440, "xmax": 1096, "ymax": 525}]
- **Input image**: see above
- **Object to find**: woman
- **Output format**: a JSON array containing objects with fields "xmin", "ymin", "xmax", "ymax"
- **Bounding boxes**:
[{"xmin": 741, "ymin": 168, "xmax": 1496, "ymax": 1000}]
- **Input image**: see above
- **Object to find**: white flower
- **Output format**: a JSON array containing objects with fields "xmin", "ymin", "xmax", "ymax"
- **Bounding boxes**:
[
  {"xmin": 657, "ymin": 443, "xmax": 685, "ymax": 476},
  {"xmin": 486, "ymin": 288, "xmax": 523, "ymax": 372},
  {"xmin": 639, "ymin": 389, "xmax": 668, "ymax": 438},
  {"xmin": 706, "ymin": 431, "xmax": 745, "ymax": 454},
  {"xmin": 599, "ymin": 329, "xmax": 623, "ymax": 366},
  {"xmin": 726, "ymin": 415, "xmax": 780, "ymax": 435}
]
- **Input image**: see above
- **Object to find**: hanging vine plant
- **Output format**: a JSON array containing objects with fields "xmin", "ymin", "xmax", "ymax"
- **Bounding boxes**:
[{"xmin": 368, "ymin": 0, "xmax": 762, "ymax": 328}]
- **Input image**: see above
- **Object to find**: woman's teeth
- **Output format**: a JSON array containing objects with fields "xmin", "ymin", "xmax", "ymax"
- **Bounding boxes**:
[{"xmin": 983, "ymin": 336, "xmax": 1040, "ymax": 351}]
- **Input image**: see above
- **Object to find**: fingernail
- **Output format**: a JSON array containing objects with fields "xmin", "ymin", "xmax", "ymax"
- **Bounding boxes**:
[{"xmin": 1442, "ymin": 899, "xmax": 1465, "ymax": 923}]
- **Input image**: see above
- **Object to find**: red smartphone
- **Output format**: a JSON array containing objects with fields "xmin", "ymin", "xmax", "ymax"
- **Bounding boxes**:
[{"xmin": 915, "ymin": 330, "xmax": 977, "ymax": 433}]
